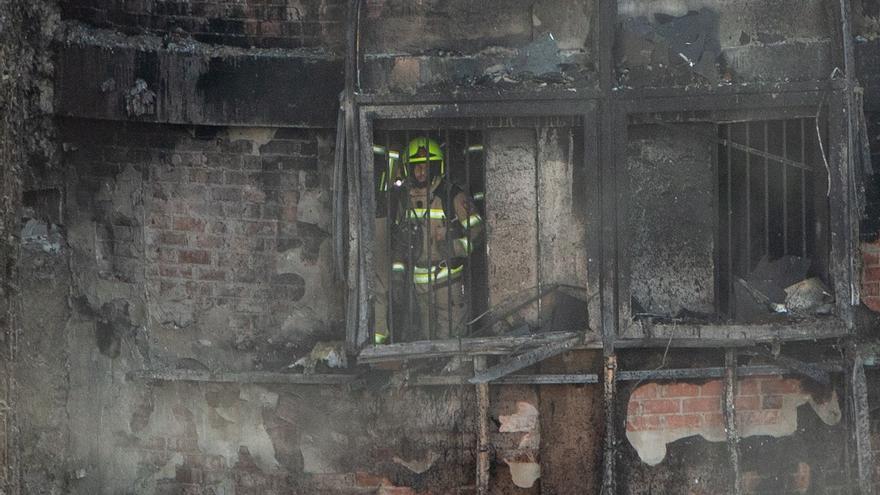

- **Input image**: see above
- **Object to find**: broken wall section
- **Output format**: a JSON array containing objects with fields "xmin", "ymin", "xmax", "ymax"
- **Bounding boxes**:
[
  {"xmin": 617, "ymin": 0, "xmax": 836, "ymax": 86},
  {"xmin": 361, "ymin": 0, "xmax": 597, "ymax": 93},
  {"xmin": 60, "ymin": 119, "xmax": 344, "ymax": 372},
  {"xmin": 620, "ymin": 373, "xmax": 847, "ymax": 494},
  {"xmin": 58, "ymin": 0, "xmax": 345, "ymax": 50}
]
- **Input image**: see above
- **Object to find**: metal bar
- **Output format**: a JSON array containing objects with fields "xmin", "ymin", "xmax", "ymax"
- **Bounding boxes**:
[
  {"xmin": 385, "ymin": 131, "xmax": 395, "ymax": 344},
  {"xmin": 801, "ymin": 119, "xmax": 808, "ymax": 257},
  {"xmin": 745, "ymin": 124, "xmax": 751, "ymax": 270},
  {"xmin": 426, "ymin": 129, "xmax": 435, "ymax": 340},
  {"xmin": 783, "ymin": 120, "xmax": 789, "ymax": 254},
  {"xmin": 727, "ymin": 125, "xmax": 734, "ymax": 291},
  {"xmin": 474, "ymin": 356, "xmax": 490, "ymax": 495},
  {"xmin": 469, "ymin": 335, "xmax": 585, "ymax": 384},
  {"xmin": 723, "ymin": 350, "xmax": 743, "ymax": 495},
  {"xmin": 464, "ymin": 132, "xmax": 472, "ymax": 337},
  {"xmin": 405, "ymin": 130, "xmax": 415, "ymax": 339},
  {"xmin": 534, "ymin": 127, "xmax": 543, "ymax": 330},
  {"xmin": 445, "ymin": 128, "xmax": 454, "ymax": 340},
  {"xmin": 764, "ymin": 121, "xmax": 770, "ymax": 257},
  {"xmin": 747, "ymin": 348, "xmax": 831, "ymax": 385},
  {"xmin": 656, "ymin": 120, "xmax": 812, "ymax": 171}
]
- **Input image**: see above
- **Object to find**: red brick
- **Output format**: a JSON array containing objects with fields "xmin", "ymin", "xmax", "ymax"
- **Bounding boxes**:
[
  {"xmin": 761, "ymin": 378, "xmax": 800, "ymax": 395},
  {"xmin": 630, "ymin": 383, "xmax": 658, "ymax": 400},
  {"xmin": 762, "ymin": 395, "xmax": 784, "ymax": 410},
  {"xmin": 660, "ymin": 382, "xmax": 701, "ymax": 398},
  {"xmin": 734, "ymin": 396, "xmax": 760, "ymax": 411},
  {"xmin": 355, "ymin": 471, "xmax": 392, "ymax": 487},
  {"xmin": 198, "ymin": 269, "xmax": 227, "ymax": 281},
  {"xmin": 142, "ymin": 436, "xmax": 167, "ymax": 450},
  {"xmin": 664, "ymin": 414, "xmax": 702, "ymax": 429},
  {"xmin": 178, "ymin": 249, "xmax": 211, "ymax": 265},
  {"xmin": 700, "ymin": 380, "xmax": 724, "ymax": 397},
  {"xmin": 865, "ymin": 296, "xmax": 880, "ymax": 313},
  {"xmin": 863, "ymin": 252, "xmax": 880, "ymax": 267},
  {"xmin": 682, "ymin": 397, "xmax": 720, "ymax": 413},
  {"xmin": 159, "ymin": 231, "xmax": 188, "ymax": 246},
  {"xmin": 626, "ymin": 415, "xmax": 661, "ymax": 431},
  {"xmin": 737, "ymin": 378, "xmax": 761, "ymax": 396},
  {"xmin": 865, "ymin": 266, "xmax": 880, "ymax": 283},
  {"xmin": 737, "ymin": 409, "xmax": 781, "ymax": 426},
  {"xmin": 642, "ymin": 399, "xmax": 680, "ymax": 415},
  {"xmin": 703, "ymin": 413, "xmax": 724, "ymax": 427},
  {"xmin": 742, "ymin": 471, "xmax": 762, "ymax": 493},
  {"xmin": 791, "ymin": 462, "xmax": 811, "ymax": 493},
  {"xmin": 196, "ymin": 235, "xmax": 224, "ymax": 249},
  {"xmin": 862, "ymin": 282, "xmax": 880, "ymax": 297},
  {"xmin": 173, "ymin": 216, "xmax": 206, "ymax": 233}
]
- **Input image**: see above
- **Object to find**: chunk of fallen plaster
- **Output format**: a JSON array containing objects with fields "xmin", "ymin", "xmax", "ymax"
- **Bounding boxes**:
[
  {"xmin": 499, "ymin": 401, "xmax": 539, "ymax": 433},
  {"xmin": 507, "ymin": 461, "xmax": 541, "ymax": 488}
]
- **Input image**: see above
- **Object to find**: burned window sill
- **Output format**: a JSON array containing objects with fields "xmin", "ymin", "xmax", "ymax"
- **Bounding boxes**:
[{"xmin": 617, "ymin": 318, "xmax": 849, "ymax": 348}]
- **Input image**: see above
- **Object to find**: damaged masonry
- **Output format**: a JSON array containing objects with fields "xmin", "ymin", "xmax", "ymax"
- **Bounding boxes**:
[{"xmin": 7, "ymin": 0, "xmax": 880, "ymax": 493}]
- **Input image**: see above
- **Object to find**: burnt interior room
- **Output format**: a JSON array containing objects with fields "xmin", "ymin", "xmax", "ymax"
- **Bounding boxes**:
[{"xmin": 3, "ymin": 0, "xmax": 880, "ymax": 494}]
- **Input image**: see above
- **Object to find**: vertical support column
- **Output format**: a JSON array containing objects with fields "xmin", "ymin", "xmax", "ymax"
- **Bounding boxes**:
[
  {"xmin": 846, "ymin": 343, "xmax": 874, "ymax": 494},
  {"xmin": 723, "ymin": 349, "xmax": 742, "ymax": 495},
  {"xmin": 601, "ymin": 353, "xmax": 617, "ymax": 495},
  {"xmin": 474, "ymin": 355, "xmax": 490, "ymax": 494}
]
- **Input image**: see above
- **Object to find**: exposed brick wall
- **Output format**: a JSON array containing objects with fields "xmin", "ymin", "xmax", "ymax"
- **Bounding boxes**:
[
  {"xmin": 59, "ymin": 0, "xmax": 345, "ymax": 50},
  {"xmin": 62, "ymin": 120, "xmax": 342, "ymax": 370},
  {"xmin": 625, "ymin": 376, "xmax": 844, "ymax": 494},
  {"xmin": 627, "ymin": 378, "xmax": 801, "ymax": 435}
]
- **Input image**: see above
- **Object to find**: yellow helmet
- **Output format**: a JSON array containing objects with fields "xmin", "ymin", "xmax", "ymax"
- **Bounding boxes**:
[{"xmin": 406, "ymin": 136, "xmax": 444, "ymax": 176}]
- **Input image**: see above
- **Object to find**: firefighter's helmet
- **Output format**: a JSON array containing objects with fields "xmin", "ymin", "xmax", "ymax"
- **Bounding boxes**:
[{"xmin": 406, "ymin": 136, "xmax": 444, "ymax": 177}]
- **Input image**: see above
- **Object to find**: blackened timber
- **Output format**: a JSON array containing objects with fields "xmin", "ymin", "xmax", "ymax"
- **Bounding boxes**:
[
  {"xmin": 600, "ymin": 354, "xmax": 618, "ymax": 495},
  {"xmin": 127, "ymin": 370, "xmax": 356, "ymax": 385},
  {"xmin": 750, "ymin": 348, "xmax": 831, "ymax": 385},
  {"xmin": 468, "ymin": 335, "xmax": 587, "ymax": 384},
  {"xmin": 412, "ymin": 374, "xmax": 599, "ymax": 386},
  {"xmin": 474, "ymin": 356, "xmax": 491, "ymax": 495},
  {"xmin": 616, "ymin": 363, "xmax": 843, "ymax": 382},
  {"xmin": 617, "ymin": 319, "xmax": 848, "ymax": 346},
  {"xmin": 828, "ymin": 89, "xmax": 856, "ymax": 327},
  {"xmin": 846, "ymin": 344, "xmax": 875, "ymax": 494},
  {"xmin": 357, "ymin": 331, "xmax": 587, "ymax": 363},
  {"xmin": 723, "ymin": 350, "xmax": 743, "ymax": 495}
]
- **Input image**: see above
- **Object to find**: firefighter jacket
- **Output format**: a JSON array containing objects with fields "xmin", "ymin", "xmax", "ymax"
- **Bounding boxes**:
[{"xmin": 392, "ymin": 178, "xmax": 484, "ymax": 285}]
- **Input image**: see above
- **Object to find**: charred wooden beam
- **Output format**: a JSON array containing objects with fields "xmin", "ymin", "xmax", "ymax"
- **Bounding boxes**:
[
  {"xmin": 600, "ymin": 353, "xmax": 618, "ymax": 495},
  {"xmin": 126, "ymin": 369, "xmax": 356, "ymax": 385},
  {"xmin": 468, "ymin": 335, "xmax": 587, "ymax": 384},
  {"xmin": 615, "ymin": 319, "xmax": 848, "ymax": 348},
  {"xmin": 748, "ymin": 347, "xmax": 831, "ymax": 385},
  {"xmin": 356, "ymin": 331, "xmax": 586, "ymax": 363},
  {"xmin": 845, "ymin": 344, "xmax": 875, "ymax": 494},
  {"xmin": 474, "ymin": 356, "xmax": 491, "ymax": 495},
  {"xmin": 411, "ymin": 374, "xmax": 600, "ymax": 386},
  {"xmin": 616, "ymin": 363, "xmax": 842, "ymax": 382},
  {"xmin": 723, "ymin": 350, "xmax": 743, "ymax": 495}
]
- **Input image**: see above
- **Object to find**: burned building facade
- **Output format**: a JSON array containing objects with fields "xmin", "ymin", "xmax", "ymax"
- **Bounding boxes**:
[{"xmin": 1, "ymin": 0, "xmax": 880, "ymax": 493}]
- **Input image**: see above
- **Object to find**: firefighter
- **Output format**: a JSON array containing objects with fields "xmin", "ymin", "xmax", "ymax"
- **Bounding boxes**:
[{"xmin": 392, "ymin": 136, "xmax": 484, "ymax": 341}]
